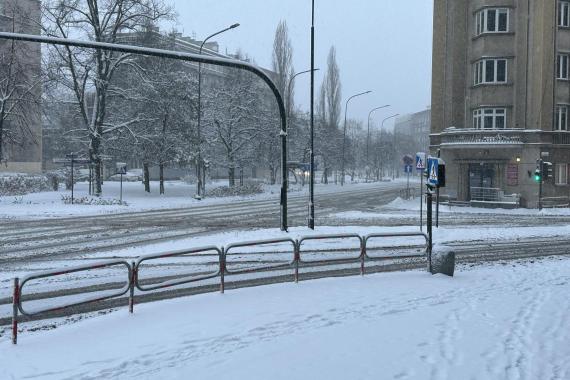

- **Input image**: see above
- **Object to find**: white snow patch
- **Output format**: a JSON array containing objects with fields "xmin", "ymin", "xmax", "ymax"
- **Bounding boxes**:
[{"xmin": 2, "ymin": 257, "xmax": 569, "ymax": 379}]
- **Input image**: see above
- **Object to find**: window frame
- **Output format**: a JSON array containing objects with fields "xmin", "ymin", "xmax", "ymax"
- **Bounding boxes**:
[
  {"xmin": 558, "ymin": 54, "xmax": 569, "ymax": 79},
  {"xmin": 472, "ymin": 108, "xmax": 507, "ymax": 130},
  {"xmin": 474, "ymin": 59, "xmax": 508, "ymax": 85},
  {"xmin": 559, "ymin": 1, "xmax": 570, "ymax": 27},
  {"xmin": 555, "ymin": 163, "xmax": 568, "ymax": 185},
  {"xmin": 475, "ymin": 8, "xmax": 509, "ymax": 35},
  {"xmin": 556, "ymin": 105, "xmax": 569, "ymax": 131}
]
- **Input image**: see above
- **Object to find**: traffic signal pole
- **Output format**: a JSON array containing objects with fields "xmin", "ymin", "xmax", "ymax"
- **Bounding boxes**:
[{"xmin": 538, "ymin": 159, "xmax": 543, "ymax": 211}]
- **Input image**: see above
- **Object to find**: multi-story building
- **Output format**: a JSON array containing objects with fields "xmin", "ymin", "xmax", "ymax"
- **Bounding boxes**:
[
  {"xmin": 0, "ymin": 0, "xmax": 42, "ymax": 173},
  {"xmin": 394, "ymin": 109, "xmax": 431, "ymax": 159},
  {"xmin": 431, "ymin": 1, "xmax": 570, "ymax": 207}
]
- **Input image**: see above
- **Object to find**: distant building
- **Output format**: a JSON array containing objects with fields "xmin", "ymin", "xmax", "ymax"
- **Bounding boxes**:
[
  {"xmin": 431, "ymin": 1, "xmax": 570, "ymax": 207},
  {"xmin": 394, "ymin": 109, "xmax": 431, "ymax": 158},
  {"xmin": 0, "ymin": 0, "xmax": 42, "ymax": 173}
]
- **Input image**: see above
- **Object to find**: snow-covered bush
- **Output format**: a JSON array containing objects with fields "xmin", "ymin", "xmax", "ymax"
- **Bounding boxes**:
[
  {"xmin": 206, "ymin": 183, "xmax": 264, "ymax": 198},
  {"xmin": 61, "ymin": 195, "xmax": 128, "ymax": 206},
  {"xmin": 0, "ymin": 174, "xmax": 51, "ymax": 196}
]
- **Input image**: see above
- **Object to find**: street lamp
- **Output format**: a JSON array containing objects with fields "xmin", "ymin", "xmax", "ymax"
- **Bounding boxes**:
[
  {"xmin": 196, "ymin": 23, "xmax": 240, "ymax": 199},
  {"xmin": 366, "ymin": 105, "xmax": 390, "ymax": 178},
  {"xmin": 287, "ymin": 68, "xmax": 319, "ymax": 124},
  {"xmin": 381, "ymin": 113, "xmax": 400, "ymax": 180},
  {"xmin": 341, "ymin": 90, "xmax": 372, "ymax": 185},
  {"xmin": 309, "ymin": 0, "xmax": 316, "ymax": 229}
]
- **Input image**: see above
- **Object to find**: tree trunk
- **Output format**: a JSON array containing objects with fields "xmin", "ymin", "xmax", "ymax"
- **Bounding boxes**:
[
  {"xmin": 159, "ymin": 164, "xmax": 165, "ymax": 195},
  {"xmin": 143, "ymin": 162, "xmax": 150, "ymax": 193},
  {"xmin": 92, "ymin": 160, "xmax": 101, "ymax": 196},
  {"xmin": 269, "ymin": 165, "xmax": 276, "ymax": 185},
  {"xmin": 323, "ymin": 167, "xmax": 329, "ymax": 184},
  {"xmin": 229, "ymin": 166, "xmax": 235, "ymax": 187}
]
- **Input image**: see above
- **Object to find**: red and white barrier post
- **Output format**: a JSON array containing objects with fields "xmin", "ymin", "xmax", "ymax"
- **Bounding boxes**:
[{"xmin": 129, "ymin": 262, "xmax": 136, "ymax": 314}]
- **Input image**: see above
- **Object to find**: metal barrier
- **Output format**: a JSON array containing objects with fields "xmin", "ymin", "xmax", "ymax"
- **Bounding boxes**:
[
  {"xmin": 12, "ymin": 259, "xmax": 132, "ymax": 344},
  {"xmin": 11, "ymin": 231, "xmax": 430, "ymax": 344},
  {"xmin": 298, "ymin": 234, "xmax": 365, "ymax": 274},
  {"xmin": 135, "ymin": 246, "xmax": 222, "ymax": 293},
  {"xmin": 364, "ymin": 232, "xmax": 429, "ymax": 274}
]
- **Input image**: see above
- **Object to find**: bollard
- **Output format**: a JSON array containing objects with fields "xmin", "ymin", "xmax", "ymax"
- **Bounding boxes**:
[
  {"xmin": 431, "ymin": 246, "xmax": 456, "ymax": 277},
  {"xmin": 129, "ymin": 262, "xmax": 136, "ymax": 314},
  {"xmin": 12, "ymin": 278, "xmax": 19, "ymax": 345}
]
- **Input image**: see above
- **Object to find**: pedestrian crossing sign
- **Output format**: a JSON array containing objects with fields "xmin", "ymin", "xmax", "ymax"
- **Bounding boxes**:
[
  {"xmin": 416, "ymin": 152, "xmax": 426, "ymax": 171},
  {"xmin": 427, "ymin": 157, "xmax": 439, "ymax": 186}
]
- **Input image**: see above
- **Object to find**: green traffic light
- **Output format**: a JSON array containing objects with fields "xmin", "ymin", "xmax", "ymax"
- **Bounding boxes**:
[{"xmin": 534, "ymin": 174, "xmax": 541, "ymax": 182}]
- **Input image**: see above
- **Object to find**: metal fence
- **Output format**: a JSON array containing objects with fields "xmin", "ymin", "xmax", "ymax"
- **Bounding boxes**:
[{"xmin": 11, "ymin": 231, "xmax": 429, "ymax": 344}]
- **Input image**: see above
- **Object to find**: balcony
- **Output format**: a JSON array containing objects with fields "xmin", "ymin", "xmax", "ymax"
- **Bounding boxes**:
[
  {"xmin": 432, "ymin": 129, "xmax": 570, "ymax": 147},
  {"xmin": 437, "ymin": 128, "xmax": 525, "ymax": 147}
]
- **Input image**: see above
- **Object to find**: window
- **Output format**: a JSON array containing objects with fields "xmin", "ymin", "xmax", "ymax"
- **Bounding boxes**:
[
  {"xmin": 474, "ymin": 59, "xmax": 507, "ymax": 85},
  {"xmin": 556, "ymin": 106, "xmax": 568, "ymax": 130},
  {"xmin": 473, "ymin": 108, "xmax": 506, "ymax": 129},
  {"xmin": 559, "ymin": 1, "xmax": 570, "ymax": 27},
  {"xmin": 475, "ymin": 8, "xmax": 509, "ymax": 35},
  {"xmin": 558, "ymin": 54, "xmax": 569, "ymax": 79},
  {"xmin": 556, "ymin": 164, "xmax": 568, "ymax": 185}
]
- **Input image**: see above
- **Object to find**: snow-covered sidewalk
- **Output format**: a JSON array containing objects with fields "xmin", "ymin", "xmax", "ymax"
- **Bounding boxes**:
[{"xmin": 2, "ymin": 257, "xmax": 569, "ymax": 380}]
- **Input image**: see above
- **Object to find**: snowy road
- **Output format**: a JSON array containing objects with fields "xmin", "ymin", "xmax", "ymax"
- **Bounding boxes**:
[{"xmin": 2, "ymin": 257, "xmax": 569, "ymax": 380}]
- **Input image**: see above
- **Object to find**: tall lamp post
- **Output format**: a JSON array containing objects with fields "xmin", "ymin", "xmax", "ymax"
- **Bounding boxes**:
[
  {"xmin": 196, "ymin": 23, "xmax": 240, "ymax": 199},
  {"xmin": 381, "ymin": 113, "xmax": 399, "ymax": 180},
  {"xmin": 366, "ymin": 105, "xmax": 390, "ymax": 180},
  {"xmin": 341, "ymin": 90, "xmax": 372, "ymax": 185},
  {"xmin": 309, "ymin": 0, "xmax": 316, "ymax": 229},
  {"xmin": 287, "ymin": 68, "xmax": 319, "ymax": 123}
]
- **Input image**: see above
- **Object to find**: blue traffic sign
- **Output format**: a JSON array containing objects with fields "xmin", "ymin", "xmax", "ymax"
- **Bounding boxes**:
[
  {"xmin": 404, "ymin": 165, "xmax": 413, "ymax": 174},
  {"xmin": 427, "ymin": 157, "xmax": 439, "ymax": 186},
  {"xmin": 416, "ymin": 152, "xmax": 426, "ymax": 171}
]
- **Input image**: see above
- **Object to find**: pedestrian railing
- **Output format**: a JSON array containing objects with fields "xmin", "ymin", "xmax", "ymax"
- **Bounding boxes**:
[{"xmin": 11, "ymin": 231, "xmax": 429, "ymax": 344}]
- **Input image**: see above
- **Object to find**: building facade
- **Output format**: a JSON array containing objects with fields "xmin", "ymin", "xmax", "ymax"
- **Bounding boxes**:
[
  {"xmin": 394, "ymin": 109, "xmax": 431, "ymax": 158},
  {"xmin": 0, "ymin": 0, "xmax": 42, "ymax": 173},
  {"xmin": 431, "ymin": 0, "xmax": 570, "ymax": 207}
]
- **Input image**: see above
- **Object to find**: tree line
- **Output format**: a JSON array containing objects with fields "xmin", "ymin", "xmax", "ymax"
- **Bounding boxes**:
[{"xmin": 1, "ymin": 0, "xmax": 404, "ymax": 197}]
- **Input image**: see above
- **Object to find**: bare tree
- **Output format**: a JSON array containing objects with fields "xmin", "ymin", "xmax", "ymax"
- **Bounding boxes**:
[
  {"xmin": 0, "ymin": 0, "xmax": 42, "ymax": 165},
  {"xmin": 272, "ymin": 20, "xmax": 295, "ymax": 119},
  {"xmin": 42, "ymin": 0, "xmax": 173, "ymax": 195},
  {"xmin": 315, "ymin": 46, "xmax": 343, "ymax": 184},
  {"xmin": 324, "ymin": 47, "xmax": 342, "ymax": 133},
  {"xmin": 205, "ymin": 68, "xmax": 264, "ymax": 187}
]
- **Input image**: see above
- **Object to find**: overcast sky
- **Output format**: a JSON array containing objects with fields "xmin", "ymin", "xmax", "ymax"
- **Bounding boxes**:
[{"xmin": 170, "ymin": 0, "xmax": 433, "ymax": 129}]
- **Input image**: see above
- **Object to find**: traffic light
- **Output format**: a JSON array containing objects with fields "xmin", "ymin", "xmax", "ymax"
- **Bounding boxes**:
[
  {"xmin": 534, "ymin": 168, "xmax": 542, "ymax": 182},
  {"xmin": 437, "ymin": 161, "xmax": 446, "ymax": 188},
  {"xmin": 542, "ymin": 161, "xmax": 553, "ymax": 180}
]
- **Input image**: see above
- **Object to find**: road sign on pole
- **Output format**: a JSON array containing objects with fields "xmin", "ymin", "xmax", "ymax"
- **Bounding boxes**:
[
  {"xmin": 427, "ymin": 157, "xmax": 439, "ymax": 187},
  {"xmin": 416, "ymin": 152, "xmax": 426, "ymax": 171}
]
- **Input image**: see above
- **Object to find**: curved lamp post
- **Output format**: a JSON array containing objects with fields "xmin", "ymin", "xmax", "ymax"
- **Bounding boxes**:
[
  {"xmin": 197, "ymin": 23, "xmax": 240, "ymax": 199},
  {"xmin": 0, "ymin": 30, "xmax": 291, "ymax": 232},
  {"xmin": 381, "ymin": 113, "xmax": 400, "ymax": 180},
  {"xmin": 341, "ymin": 90, "xmax": 372, "ymax": 185},
  {"xmin": 366, "ymin": 105, "xmax": 390, "ymax": 175}
]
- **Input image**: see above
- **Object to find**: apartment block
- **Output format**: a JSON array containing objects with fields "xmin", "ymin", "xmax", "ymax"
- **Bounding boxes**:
[{"xmin": 431, "ymin": 0, "xmax": 570, "ymax": 207}]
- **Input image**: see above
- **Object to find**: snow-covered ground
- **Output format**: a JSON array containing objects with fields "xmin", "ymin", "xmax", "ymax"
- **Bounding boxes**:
[
  {"xmin": 0, "ymin": 179, "xmax": 403, "ymax": 220},
  {"xmin": 380, "ymin": 196, "xmax": 570, "ymax": 216},
  {"xmin": 2, "ymin": 257, "xmax": 569, "ymax": 380}
]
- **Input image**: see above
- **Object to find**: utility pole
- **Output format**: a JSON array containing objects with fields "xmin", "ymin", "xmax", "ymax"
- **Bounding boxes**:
[
  {"xmin": 309, "ymin": 0, "xmax": 316, "ymax": 229},
  {"xmin": 366, "ymin": 105, "xmax": 390, "ymax": 181},
  {"xmin": 341, "ymin": 90, "xmax": 372, "ymax": 185},
  {"xmin": 196, "ymin": 23, "xmax": 240, "ymax": 199}
]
